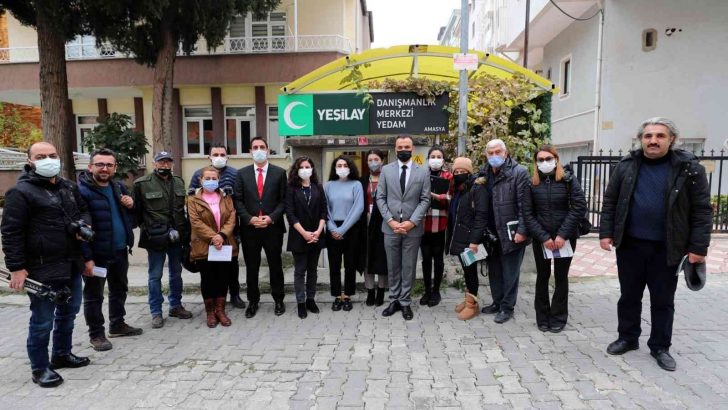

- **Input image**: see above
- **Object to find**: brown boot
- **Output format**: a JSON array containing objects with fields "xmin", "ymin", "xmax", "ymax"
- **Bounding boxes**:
[
  {"xmin": 457, "ymin": 293, "xmax": 480, "ymax": 321},
  {"xmin": 204, "ymin": 299, "xmax": 218, "ymax": 328},
  {"xmin": 214, "ymin": 298, "xmax": 232, "ymax": 327},
  {"xmin": 454, "ymin": 293, "xmax": 467, "ymax": 313}
]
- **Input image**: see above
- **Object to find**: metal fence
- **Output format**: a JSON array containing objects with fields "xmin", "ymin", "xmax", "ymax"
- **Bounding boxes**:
[{"xmin": 571, "ymin": 149, "xmax": 728, "ymax": 233}]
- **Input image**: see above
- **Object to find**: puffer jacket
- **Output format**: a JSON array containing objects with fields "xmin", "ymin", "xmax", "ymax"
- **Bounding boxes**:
[
  {"xmin": 599, "ymin": 148, "xmax": 712, "ymax": 265},
  {"xmin": 522, "ymin": 167, "xmax": 587, "ymax": 243},
  {"xmin": 78, "ymin": 171, "xmax": 136, "ymax": 267},
  {"xmin": 484, "ymin": 157, "xmax": 532, "ymax": 254},
  {"xmin": 1, "ymin": 166, "xmax": 91, "ymax": 283},
  {"xmin": 447, "ymin": 176, "xmax": 489, "ymax": 255}
]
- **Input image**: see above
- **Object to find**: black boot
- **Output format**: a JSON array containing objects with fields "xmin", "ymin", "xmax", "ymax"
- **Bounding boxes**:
[
  {"xmin": 375, "ymin": 288, "xmax": 385, "ymax": 306},
  {"xmin": 306, "ymin": 299, "xmax": 320, "ymax": 314},
  {"xmin": 297, "ymin": 303, "xmax": 307, "ymax": 319},
  {"xmin": 32, "ymin": 368, "xmax": 63, "ymax": 388},
  {"xmin": 366, "ymin": 289, "xmax": 376, "ymax": 306}
]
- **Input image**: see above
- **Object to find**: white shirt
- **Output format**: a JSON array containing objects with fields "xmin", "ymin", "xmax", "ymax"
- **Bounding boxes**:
[
  {"xmin": 254, "ymin": 162, "xmax": 269, "ymax": 184},
  {"xmin": 398, "ymin": 159, "xmax": 413, "ymax": 189}
]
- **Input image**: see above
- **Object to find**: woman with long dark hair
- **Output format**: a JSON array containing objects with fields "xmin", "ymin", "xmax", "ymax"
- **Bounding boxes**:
[
  {"xmin": 523, "ymin": 145, "xmax": 587, "ymax": 332},
  {"xmin": 285, "ymin": 157, "xmax": 327, "ymax": 319},
  {"xmin": 359, "ymin": 149, "xmax": 388, "ymax": 306},
  {"xmin": 420, "ymin": 145, "xmax": 453, "ymax": 307},
  {"xmin": 325, "ymin": 155, "xmax": 364, "ymax": 311},
  {"xmin": 188, "ymin": 166, "xmax": 238, "ymax": 328}
]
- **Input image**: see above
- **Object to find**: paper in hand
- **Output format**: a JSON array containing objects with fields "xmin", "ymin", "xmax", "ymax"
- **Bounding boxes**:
[
  {"xmin": 542, "ymin": 241, "xmax": 574, "ymax": 259},
  {"xmin": 208, "ymin": 245, "xmax": 233, "ymax": 262}
]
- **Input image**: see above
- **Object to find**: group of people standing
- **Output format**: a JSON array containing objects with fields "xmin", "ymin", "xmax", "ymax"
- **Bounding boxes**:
[{"xmin": 0, "ymin": 117, "xmax": 712, "ymax": 387}]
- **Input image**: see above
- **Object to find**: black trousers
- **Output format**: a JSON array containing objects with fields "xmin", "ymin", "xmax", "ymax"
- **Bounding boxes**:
[
  {"xmin": 532, "ymin": 239, "xmax": 576, "ymax": 327},
  {"xmin": 421, "ymin": 231, "xmax": 446, "ymax": 294},
  {"xmin": 327, "ymin": 221, "xmax": 359, "ymax": 297},
  {"xmin": 227, "ymin": 257, "xmax": 241, "ymax": 297},
  {"xmin": 459, "ymin": 259, "xmax": 479, "ymax": 295},
  {"xmin": 241, "ymin": 227, "xmax": 285, "ymax": 303},
  {"xmin": 83, "ymin": 250, "xmax": 129, "ymax": 338},
  {"xmin": 199, "ymin": 260, "xmax": 230, "ymax": 299},
  {"xmin": 616, "ymin": 236, "xmax": 679, "ymax": 351},
  {"xmin": 486, "ymin": 245, "xmax": 526, "ymax": 314},
  {"xmin": 293, "ymin": 248, "xmax": 321, "ymax": 303}
]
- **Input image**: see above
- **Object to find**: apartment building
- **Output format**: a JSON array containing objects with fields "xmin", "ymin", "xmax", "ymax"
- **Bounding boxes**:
[{"xmin": 0, "ymin": 0, "xmax": 374, "ymax": 181}]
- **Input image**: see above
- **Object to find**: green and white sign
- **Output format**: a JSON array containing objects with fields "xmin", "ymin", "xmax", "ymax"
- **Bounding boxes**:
[
  {"xmin": 278, "ymin": 92, "xmax": 449, "ymax": 136},
  {"xmin": 278, "ymin": 94, "xmax": 314, "ymax": 136}
]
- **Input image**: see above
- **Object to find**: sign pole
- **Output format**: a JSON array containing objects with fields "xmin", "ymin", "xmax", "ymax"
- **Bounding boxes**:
[{"xmin": 457, "ymin": 0, "xmax": 469, "ymax": 156}]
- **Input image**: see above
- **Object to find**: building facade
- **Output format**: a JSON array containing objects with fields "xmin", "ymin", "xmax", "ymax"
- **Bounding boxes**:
[
  {"xmin": 439, "ymin": 0, "xmax": 728, "ymax": 164},
  {"xmin": 0, "ymin": 0, "xmax": 374, "ymax": 181}
]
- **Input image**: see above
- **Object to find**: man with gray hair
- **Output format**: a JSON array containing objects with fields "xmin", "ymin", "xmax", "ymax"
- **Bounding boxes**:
[
  {"xmin": 479, "ymin": 139, "xmax": 531, "ymax": 324},
  {"xmin": 600, "ymin": 117, "xmax": 711, "ymax": 371}
]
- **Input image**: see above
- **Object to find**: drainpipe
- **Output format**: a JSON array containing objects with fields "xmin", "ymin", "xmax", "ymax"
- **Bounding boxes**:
[
  {"xmin": 294, "ymin": 0, "xmax": 298, "ymax": 51},
  {"xmin": 354, "ymin": 0, "xmax": 359, "ymax": 53},
  {"xmin": 592, "ymin": 1, "xmax": 604, "ymax": 154}
]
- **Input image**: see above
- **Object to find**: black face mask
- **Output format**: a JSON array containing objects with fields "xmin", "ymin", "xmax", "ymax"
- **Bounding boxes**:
[
  {"xmin": 156, "ymin": 168, "xmax": 171, "ymax": 177},
  {"xmin": 396, "ymin": 150, "xmax": 412, "ymax": 162},
  {"xmin": 454, "ymin": 173, "xmax": 470, "ymax": 187}
]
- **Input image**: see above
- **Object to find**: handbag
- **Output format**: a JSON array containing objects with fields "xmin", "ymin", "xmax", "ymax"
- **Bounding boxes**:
[
  {"xmin": 567, "ymin": 177, "xmax": 592, "ymax": 236},
  {"xmin": 145, "ymin": 221, "xmax": 171, "ymax": 251},
  {"xmin": 181, "ymin": 244, "xmax": 200, "ymax": 273}
]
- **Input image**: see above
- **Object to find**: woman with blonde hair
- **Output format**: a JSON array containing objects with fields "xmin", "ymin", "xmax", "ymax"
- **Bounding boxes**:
[
  {"xmin": 522, "ymin": 146, "xmax": 587, "ymax": 332},
  {"xmin": 188, "ymin": 166, "xmax": 238, "ymax": 328}
]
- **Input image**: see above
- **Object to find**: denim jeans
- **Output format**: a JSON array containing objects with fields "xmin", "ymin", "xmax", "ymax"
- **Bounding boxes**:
[
  {"xmin": 83, "ymin": 250, "xmax": 130, "ymax": 337},
  {"xmin": 147, "ymin": 244, "xmax": 183, "ymax": 316},
  {"xmin": 27, "ymin": 269, "xmax": 83, "ymax": 371}
]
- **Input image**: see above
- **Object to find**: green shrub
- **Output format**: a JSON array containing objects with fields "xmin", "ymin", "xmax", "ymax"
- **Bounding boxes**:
[{"xmin": 83, "ymin": 113, "xmax": 149, "ymax": 180}]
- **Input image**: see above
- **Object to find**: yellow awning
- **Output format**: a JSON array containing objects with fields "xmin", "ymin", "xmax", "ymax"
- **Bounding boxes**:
[{"xmin": 282, "ymin": 45, "xmax": 554, "ymax": 94}]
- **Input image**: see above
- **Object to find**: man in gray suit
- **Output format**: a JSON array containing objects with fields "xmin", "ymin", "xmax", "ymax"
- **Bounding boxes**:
[{"xmin": 376, "ymin": 135, "xmax": 431, "ymax": 320}]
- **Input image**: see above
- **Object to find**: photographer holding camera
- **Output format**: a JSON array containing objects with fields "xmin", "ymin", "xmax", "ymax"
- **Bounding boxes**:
[
  {"xmin": 134, "ymin": 152, "xmax": 192, "ymax": 328},
  {"xmin": 78, "ymin": 149, "xmax": 142, "ymax": 351},
  {"xmin": 1, "ymin": 142, "xmax": 92, "ymax": 388}
]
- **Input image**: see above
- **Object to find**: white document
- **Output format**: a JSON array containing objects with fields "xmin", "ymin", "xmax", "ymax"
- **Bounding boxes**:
[
  {"xmin": 506, "ymin": 220, "xmax": 519, "ymax": 241},
  {"xmin": 542, "ymin": 242, "xmax": 575, "ymax": 259},
  {"xmin": 208, "ymin": 245, "xmax": 233, "ymax": 262},
  {"xmin": 92, "ymin": 266, "xmax": 107, "ymax": 278},
  {"xmin": 460, "ymin": 244, "xmax": 489, "ymax": 267}
]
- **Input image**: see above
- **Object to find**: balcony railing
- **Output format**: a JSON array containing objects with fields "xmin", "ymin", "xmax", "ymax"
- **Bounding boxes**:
[{"xmin": 0, "ymin": 35, "xmax": 352, "ymax": 64}]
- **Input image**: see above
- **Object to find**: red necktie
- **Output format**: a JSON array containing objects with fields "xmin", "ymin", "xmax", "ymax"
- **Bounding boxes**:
[{"xmin": 257, "ymin": 168, "xmax": 264, "ymax": 216}]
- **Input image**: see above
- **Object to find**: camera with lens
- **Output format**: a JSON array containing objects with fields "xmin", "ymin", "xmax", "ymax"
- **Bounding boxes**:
[
  {"xmin": 482, "ymin": 229, "xmax": 499, "ymax": 257},
  {"xmin": 223, "ymin": 186, "xmax": 234, "ymax": 196},
  {"xmin": 168, "ymin": 228, "xmax": 180, "ymax": 244},
  {"xmin": 69, "ymin": 220, "xmax": 95, "ymax": 242}
]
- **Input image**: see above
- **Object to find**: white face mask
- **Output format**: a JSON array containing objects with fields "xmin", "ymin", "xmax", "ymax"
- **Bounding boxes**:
[
  {"xmin": 428, "ymin": 158, "xmax": 444, "ymax": 170},
  {"xmin": 335, "ymin": 168, "xmax": 350, "ymax": 179},
  {"xmin": 537, "ymin": 159, "xmax": 557, "ymax": 174},
  {"xmin": 33, "ymin": 157, "xmax": 61, "ymax": 178},
  {"xmin": 211, "ymin": 156, "xmax": 227, "ymax": 169},
  {"xmin": 252, "ymin": 149, "xmax": 267, "ymax": 163},
  {"xmin": 298, "ymin": 168, "xmax": 313, "ymax": 180}
]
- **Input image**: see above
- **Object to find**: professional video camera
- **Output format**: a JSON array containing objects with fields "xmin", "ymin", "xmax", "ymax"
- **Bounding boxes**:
[
  {"xmin": 0, "ymin": 267, "xmax": 71, "ymax": 305},
  {"xmin": 69, "ymin": 220, "xmax": 95, "ymax": 242}
]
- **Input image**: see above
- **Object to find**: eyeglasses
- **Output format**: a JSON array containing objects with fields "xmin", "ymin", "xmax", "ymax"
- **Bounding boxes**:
[
  {"xmin": 536, "ymin": 157, "xmax": 555, "ymax": 163},
  {"xmin": 93, "ymin": 163, "xmax": 116, "ymax": 169}
]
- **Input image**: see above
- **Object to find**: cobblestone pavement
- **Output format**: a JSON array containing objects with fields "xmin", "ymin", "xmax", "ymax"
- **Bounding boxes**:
[{"xmin": 0, "ymin": 273, "xmax": 727, "ymax": 409}]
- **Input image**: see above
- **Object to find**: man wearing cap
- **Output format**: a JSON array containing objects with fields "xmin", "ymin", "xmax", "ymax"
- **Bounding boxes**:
[
  {"xmin": 600, "ymin": 117, "xmax": 712, "ymax": 371},
  {"xmin": 134, "ymin": 151, "xmax": 193, "ymax": 328},
  {"xmin": 188, "ymin": 143, "xmax": 245, "ymax": 309}
]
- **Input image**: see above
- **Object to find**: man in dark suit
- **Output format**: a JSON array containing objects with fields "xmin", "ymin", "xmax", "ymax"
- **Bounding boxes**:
[{"xmin": 234, "ymin": 137, "xmax": 288, "ymax": 318}]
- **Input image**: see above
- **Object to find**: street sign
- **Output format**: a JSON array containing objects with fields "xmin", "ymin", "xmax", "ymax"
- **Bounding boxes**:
[{"xmin": 453, "ymin": 53, "xmax": 478, "ymax": 71}]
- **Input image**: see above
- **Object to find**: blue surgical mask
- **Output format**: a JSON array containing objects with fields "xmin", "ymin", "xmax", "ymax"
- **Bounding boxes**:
[
  {"xmin": 202, "ymin": 180, "xmax": 219, "ymax": 192},
  {"xmin": 252, "ymin": 149, "xmax": 267, "ymax": 163},
  {"xmin": 33, "ymin": 157, "xmax": 61, "ymax": 178},
  {"xmin": 487, "ymin": 155, "xmax": 505, "ymax": 168}
]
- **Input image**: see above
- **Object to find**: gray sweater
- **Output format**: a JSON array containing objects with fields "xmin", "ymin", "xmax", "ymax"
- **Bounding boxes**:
[{"xmin": 324, "ymin": 179, "xmax": 364, "ymax": 235}]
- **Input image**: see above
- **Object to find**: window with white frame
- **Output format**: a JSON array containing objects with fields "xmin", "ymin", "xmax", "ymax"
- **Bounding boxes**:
[
  {"xmin": 184, "ymin": 107, "xmax": 213, "ymax": 156},
  {"xmin": 560, "ymin": 56, "xmax": 571, "ymax": 97},
  {"xmin": 76, "ymin": 115, "xmax": 97, "ymax": 153},
  {"xmin": 267, "ymin": 106, "xmax": 281, "ymax": 155},
  {"xmin": 227, "ymin": 11, "xmax": 287, "ymax": 52},
  {"xmin": 67, "ymin": 35, "xmax": 97, "ymax": 58},
  {"xmin": 677, "ymin": 138, "xmax": 705, "ymax": 154},
  {"xmin": 224, "ymin": 106, "xmax": 256, "ymax": 155}
]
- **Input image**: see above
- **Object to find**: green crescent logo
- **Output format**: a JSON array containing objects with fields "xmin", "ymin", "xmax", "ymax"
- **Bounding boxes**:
[{"xmin": 278, "ymin": 94, "xmax": 314, "ymax": 136}]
